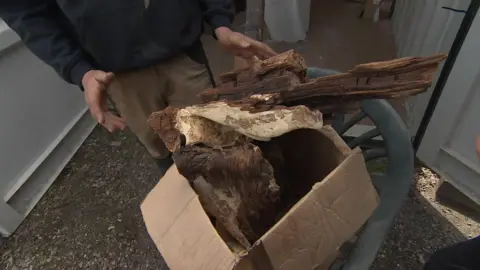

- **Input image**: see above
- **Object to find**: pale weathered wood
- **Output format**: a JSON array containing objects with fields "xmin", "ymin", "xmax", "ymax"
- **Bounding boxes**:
[{"xmin": 173, "ymin": 142, "xmax": 280, "ymax": 249}]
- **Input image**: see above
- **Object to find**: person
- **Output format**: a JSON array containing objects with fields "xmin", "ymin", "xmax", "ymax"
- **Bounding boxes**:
[
  {"xmin": 0, "ymin": 0, "xmax": 276, "ymax": 174},
  {"xmin": 424, "ymin": 236, "xmax": 480, "ymax": 270}
]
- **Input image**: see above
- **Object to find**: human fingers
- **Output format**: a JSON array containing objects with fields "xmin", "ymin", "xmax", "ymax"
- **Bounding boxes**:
[
  {"xmin": 249, "ymin": 39, "xmax": 277, "ymax": 59},
  {"xmin": 93, "ymin": 71, "xmax": 115, "ymax": 85},
  {"xmin": 84, "ymin": 83, "xmax": 106, "ymax": 125},
  {"xmin": 106, "ymin": 113, "xmax": 126, "ymax": 130}
]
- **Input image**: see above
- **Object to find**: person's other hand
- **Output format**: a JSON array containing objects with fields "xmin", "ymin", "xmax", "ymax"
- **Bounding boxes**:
[
  {"xmin": 82, "ymin": 70, "xmax": 126, "ymax": 132},
  {"xmin": 215, "ymin": 27, "xmax": 276, "ymax": 60}
]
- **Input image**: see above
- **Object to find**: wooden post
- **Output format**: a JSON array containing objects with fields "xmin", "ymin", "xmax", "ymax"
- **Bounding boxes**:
[
  {"xmin": 362, "ymin": 0, "xmax": 384, "ymax": 22},
  {"xmin": 245, "ymin": 0, "xmax": 264, "ymax": 40},
  {"xmin": 235, "ymin": 0, "xmax": 265, "ymax": 69}
]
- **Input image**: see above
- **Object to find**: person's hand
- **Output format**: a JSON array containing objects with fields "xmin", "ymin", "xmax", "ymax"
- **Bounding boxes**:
[
  {"xmin": 215, "ymin": 27, "xmax": 276, "ymax": 60},
  {"xmin": 82, "ymin": 70, "xmax": 126, "ymax": 132}
]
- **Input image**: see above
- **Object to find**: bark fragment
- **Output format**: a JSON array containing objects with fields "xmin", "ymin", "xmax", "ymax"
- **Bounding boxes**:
[{"xmin": 200, "ymin": 50, "xmax": 447, "ymax": 114}]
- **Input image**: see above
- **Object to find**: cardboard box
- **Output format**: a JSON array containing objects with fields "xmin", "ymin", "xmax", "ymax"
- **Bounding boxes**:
[{"xmin": 141, "ymin": 126, "xmax": 379, "ymax": 270}]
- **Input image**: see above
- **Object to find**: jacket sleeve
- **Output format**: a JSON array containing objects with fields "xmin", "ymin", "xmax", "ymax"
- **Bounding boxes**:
[
  {"xmin": 199, "ymin": 0, "xmax": 234, "ymax": 30},
  {"xmin": 0, "ymin": 0, "xmax": 93, "ymax": 87}
]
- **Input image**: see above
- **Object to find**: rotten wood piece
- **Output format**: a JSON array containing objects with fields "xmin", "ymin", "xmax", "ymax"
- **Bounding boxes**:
[
  {"xmin": 200, "ymin": 50, "xmax": 447, "ymax": 114},
  {"xmin": 148, "ymin": 50, "xmax": 447, "ymax": 250},
  {"xmin": 148, "ymin": 102, "xmax": 323, "ymax": 249},
  {"xmin": 173, "ymin": 143, "xmax": 280, "ymax": 248}
]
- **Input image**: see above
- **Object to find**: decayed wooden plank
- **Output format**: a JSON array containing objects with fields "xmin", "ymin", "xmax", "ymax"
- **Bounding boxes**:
[
  {"xmin": 218, "ymin": 50, "xmax": 307, "ymax": 85},
  {"xmin": 200, "ymin": 50, "xmax": 447, "ymax": 114}
]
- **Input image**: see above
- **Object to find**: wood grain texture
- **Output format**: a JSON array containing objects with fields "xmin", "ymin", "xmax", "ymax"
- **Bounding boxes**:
[{"xmin": 200, "ymin": 50, "xmax": 447, "ymax": 114}]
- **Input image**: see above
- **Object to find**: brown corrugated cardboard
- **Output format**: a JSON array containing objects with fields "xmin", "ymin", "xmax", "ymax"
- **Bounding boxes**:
[
  {"xmin": 141, "ymin": 166, "xmax": 237, "ymax": 269},
  {"xmin": 141, "ymin": 126, "xmax": 379, "ymax": 270}
]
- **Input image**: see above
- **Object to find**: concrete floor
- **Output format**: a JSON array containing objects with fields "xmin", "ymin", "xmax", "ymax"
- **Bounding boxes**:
[{"xmin": 204, "ymin": 0, "xmax": 397, "ymax": 74}]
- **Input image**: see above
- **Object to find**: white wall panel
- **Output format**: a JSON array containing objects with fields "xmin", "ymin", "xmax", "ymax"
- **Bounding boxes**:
[{"xmin": 392, "ymin": 0, "xmax": 470, "ymax": 135}]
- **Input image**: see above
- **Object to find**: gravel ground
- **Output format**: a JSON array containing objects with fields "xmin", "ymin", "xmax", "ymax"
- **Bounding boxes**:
[
  {"xmin": 1, "ymin": 127, "xmax": 479, "ymax": 269},
  {"xmin": 372, "ymin": 167, "xmax": 480, "ymax": 270},
  {"xmin": 0, "ymin": 127, "xmax": 167, "ymax": 269}
]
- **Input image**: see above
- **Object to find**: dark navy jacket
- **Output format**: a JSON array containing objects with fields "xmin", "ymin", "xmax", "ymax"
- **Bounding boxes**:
[{"xmin": 0, "ymin": 0, "xmax": 233, "ymax": 86}]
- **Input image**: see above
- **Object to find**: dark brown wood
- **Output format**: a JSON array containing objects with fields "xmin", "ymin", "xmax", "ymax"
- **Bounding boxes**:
[
  {"xmin": 147, "ymin": 107, "xmax": 182, "ymax": 152},
  {"xmin": 173, "ymin": 142, "xmax": 281, "ymax": 249},
  {"xmin": 217, "ymin": 50, "xmax": 307, "ymax": 86},
  {"xmin": 200, "ymin": 50, "xmax": 447, "ymax": 114}
]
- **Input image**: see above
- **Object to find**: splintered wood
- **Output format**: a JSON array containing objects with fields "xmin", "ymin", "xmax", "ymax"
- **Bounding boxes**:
[
  {"xmin": 200, "ymin": 50, "xmax": 447, "ymax": 114},
  {"xmin": 148, "ymin": 51, "xmax": 446, "ymax": 250}
]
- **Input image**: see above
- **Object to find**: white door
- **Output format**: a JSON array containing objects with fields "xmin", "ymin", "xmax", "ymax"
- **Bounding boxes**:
[
  {"xmin": 0, "ymin": 25, "xmax": 96, "ymax": 236},
  {"xmin": 392, "ymin": 0, "xmax": 470, "ymax": 136},
  {"xmin": 418, "ymin": 10, "xmax": 480, "ymax": 204}
]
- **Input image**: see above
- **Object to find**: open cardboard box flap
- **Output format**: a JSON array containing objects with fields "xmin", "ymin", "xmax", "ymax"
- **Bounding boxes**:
[{"xmin": 141, "ymin": 126, "xmax": 379, "ymax": 270}]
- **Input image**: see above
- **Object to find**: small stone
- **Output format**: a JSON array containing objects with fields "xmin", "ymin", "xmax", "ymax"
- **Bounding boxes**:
[
  {"xmin": 418, "ymin": 254, "xmax": 426, "ymax": 264},
  {"xmin": 348, "ymin": 235, "xmax": 358, "ymax": 243},
  {"xmin": 110, "ymin": 141, "xmax": 122, "ymax": 147}
]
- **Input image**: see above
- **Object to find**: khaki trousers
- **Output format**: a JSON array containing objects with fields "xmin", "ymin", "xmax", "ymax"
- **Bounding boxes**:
[{"xmin": 108, "ymin": 53, "xmax": 213, "ymax": 158}]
